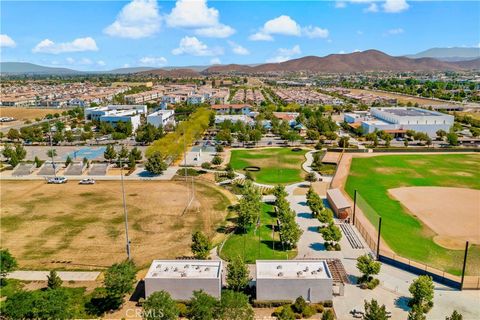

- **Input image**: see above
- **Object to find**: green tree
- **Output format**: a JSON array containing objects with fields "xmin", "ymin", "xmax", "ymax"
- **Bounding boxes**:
[
  {"xmin": 64, "ymin": 130, "xmax": 74, "ymax": 143},
  {"xmin": 446, "ymin": 310, "xmax": 463, "ymax": 320},
  {"xmin": 129, "ymin": 147, "xmax": 143, "ymax": 161},
  {"xmin": 273, "ymin": 185, "xmax": 288, "ymax": 202},
  {"xmin": 318, "ymin": 208, "xmax": 334, "ymax": 224},
  {"xmin": 278, "ymin": 306, "xmax": 296, "ymax": 320},
  {"xmin": 47, "ymin": 270, "xmax": 63, "ymax": 289},
  {"xmin": 447, "ymin": 132, "xmax": 459, "ymax": 146},
  {"xmin": 212, "ymin": 155, "xmax": 223, "ymax": 165},
  {"xmin": 47, "ymin": 148, "xmax": 57, "ymax": 158},
  {"xmin": 279, "ymin": 215, "xmax": 303, "ymax": 249},
  {"xmin": 36, "ymin": 288, "xmax": 75, "ymax": 319},
  {"xmin": 363, "ymin": 299, "xmax": 388, "ymax": 320},
  {"xmin": 305, "ymin": 172, "xmax": 317, "ymax": 182},
  {"xmin": 322, "ymin": 309, "xmax": 335, "ymax": 320},
  {"xmin": 306, "ymin": 187, "xmax": 324, "ymax": 217},
  {"xmin": 338, "ymin": 136, "xmax": 350, "ymax": 148},
  {"xmin": 409, "ymin": 275, "xmax": 434, "ymax": 310},
  {"xmin": 2, "ymin": 144, "xmax": 26, "ymax": 167},
  {"xmin": 408, "ymin": 304, "xmax": 426, "ymax": 320},
  {"xmin": 2, "ymin": 290, "xmax": 35, "ymax": 319},
  {"xmin": 237, "ymin": 181, "xmax": 262, "ymax": 230},
  {"xmin": 104, "ymin": 144, "xmax": 117, "ymax": 162},
  {"xmin": 142, "ymin": 290, "xmax": 179, "ymax": 320},
  {"xmin": 191, "ymin": 231, "xmax": 211, "ymax": 259},
  {"xmin": 436, "ymin": 129, "xmax": 447, "ymax": 139},
  {"xmin": 145, "ymin": 152, "xmax": 168, "ymax": 175},
  {"xmin": 188, "ymin": 290, "xmax": 219, "ymax": 320},
  {"xmin": 65, "ymin": 155, "xmax": 72, "ymax": 167},
  {"xmin": 0, "ymin": 249, "xmax": 18, "ymax": 282},
  {"xmin": 218, "ymin": 290, "xmax": 254, "ymax": 320},
  {"xmin": 118, "ymin": 145, "xmax": 129, "ymax": 161},
  {"xmin": 34, "ymin": 156, "xmax": 42, "ymax": 168},
  {"xmin": 7, "ymin": 128, "xmax": 20, "ymax": 141},
  {"xmin": 103, "ymin": 260, "xmax": 137, "ymax": 305},
  {"xmin": 320, "ymin": 222, "xmax": 342, "ymax": 245},
  {"xmin": 356, "ymin": 254, "xmax": 381, "ymax": 283},
  {"xmin": 226, "ymin": 256, "xmax": 250, "ymax": 292}
]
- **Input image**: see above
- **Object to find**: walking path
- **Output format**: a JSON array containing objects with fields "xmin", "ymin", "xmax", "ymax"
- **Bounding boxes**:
[{"xmin": 7, "ymin": 270, "xmax": 100, "ymax": 281}]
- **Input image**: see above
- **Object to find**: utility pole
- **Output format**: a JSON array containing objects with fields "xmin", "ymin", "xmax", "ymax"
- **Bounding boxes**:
[
  {"xmin": 460, "ymin": 241, "xmax": 469, "ymax": 290},
  {"xmin": 119, "ymin": 146, "xmax": 131, "ymax": 260},
  {"xmin": 376, "ymin": 217, "xmax": 382, "ymax": 260},
  {"xmin": 48, "ymin": 120, "xmax": 56, "ymax": 177}
]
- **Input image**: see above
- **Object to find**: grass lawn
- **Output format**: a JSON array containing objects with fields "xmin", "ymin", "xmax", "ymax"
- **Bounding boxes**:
[
  {"xmin": 345, "ymin": 154, "xmax": 480, "ymax": 276},
  {"xmin": 229, "ymin": 148, "xmax": 307, "ymax": 185},
  {"xmin": 220, "ymin": 203, "xmax": 296, "ymax": 263}
]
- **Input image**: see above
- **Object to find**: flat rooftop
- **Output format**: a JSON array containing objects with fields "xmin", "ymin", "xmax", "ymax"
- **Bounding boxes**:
[
  {"xmin": 256, "ymin": 260, "xmax": 331, "ymax": 280},
  {"xmin": 379, "ymin": 108, "xmax": 442, "ymax": 117},
  {"xmin": 145, "ymin": 260, "xmax": 222, "ymax": 279},
  {"xmin": 327, "ymin": 188, "xmax": 351, "ymax": 209}
]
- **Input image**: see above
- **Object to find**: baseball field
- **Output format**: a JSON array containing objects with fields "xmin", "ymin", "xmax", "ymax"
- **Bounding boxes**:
[{"xmin": 345, "ymin": 153, "xmax": 480, "ymax": 276}]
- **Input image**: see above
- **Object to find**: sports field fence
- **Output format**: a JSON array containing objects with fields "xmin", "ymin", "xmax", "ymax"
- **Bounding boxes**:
[{"xmin": 351, "ymin": 190, "xmax": 480, "ymax": 290}]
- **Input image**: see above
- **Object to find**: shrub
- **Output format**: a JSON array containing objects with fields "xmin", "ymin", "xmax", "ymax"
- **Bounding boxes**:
[
  {"xmin": 305, "ymin": 172, "xmax": 317, "ymax": 182},
  {"xmin": 252, "ymin": 300, "xmax": 292, "ymax": 308},
  {"xmin": 201, "ymin": 162, "xmax": 212, "ymax": 169},
  {"xmin": 176, "ymin": 302, "xmax": 188, "ymax": 317},
  {"xmin": 292, "ymin": 296, "xmax": 307, "ymax": 314},
  {"xmin": 211, "ymin": 155, "xmax": 223, "ymax": 165},
  {"xmin": 322, "ymin": 309, "xmax": 335, "ymax": 320},
  {"xmin": 215, "ymin": 145, "xmax": 224, "ymax": 153},
  {"xmin": 322, "ymin": 301, "xmax": 333, "ymax": 308},
  {"xmin": 312, "ymin": 303, "xmax": 324, "ymax": 313}
]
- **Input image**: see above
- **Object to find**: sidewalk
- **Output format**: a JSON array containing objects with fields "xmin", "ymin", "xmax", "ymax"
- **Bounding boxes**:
[{"xmin": 7, "ymin": 270, "xmax": 100, "ymax": 281}]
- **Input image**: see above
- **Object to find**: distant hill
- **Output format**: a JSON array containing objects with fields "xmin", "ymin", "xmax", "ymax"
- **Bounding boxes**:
[
  {"xmin": 202, "ymin": 50, "xmax": 471, "ymax": 74},
  {"xmin": 0, "ymin": 62, "xmax": 158, "ymax": 75},
  {"xmin": 0, "ymin": 62, "xmax": 83, "ymax": 75},
  {"xmin": 406, "ymin": 47, "xmax": 480, "ymax": 61},
  {"xmin": 450, "ymin": 58, "xmax": 480, "ymax": 70}
]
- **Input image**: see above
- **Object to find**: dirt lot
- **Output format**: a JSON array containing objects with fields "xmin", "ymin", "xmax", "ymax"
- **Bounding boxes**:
[
  {"xmin": 0, "ymin": 107, "xmax": 59, "ymax": 126},
  {"xmin": 0, "ymin": 180, "xmax": 233, "ymax": 270},
  {"xmin": 389, "ymin": 187, "xmax": 480, "ymax": 249},
  {"xmin": 347, "ymin": 88, "xmax": 450, "ymax": 106}
]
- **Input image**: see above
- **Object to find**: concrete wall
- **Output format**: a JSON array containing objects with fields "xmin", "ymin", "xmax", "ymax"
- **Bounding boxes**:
[
  {"xmin": 256, "ymin": 278, "xmax": 333, "ymax": 302},
  {"xmin": 144, "ymin": 278, "xmax": 221, "ymax": 300}
]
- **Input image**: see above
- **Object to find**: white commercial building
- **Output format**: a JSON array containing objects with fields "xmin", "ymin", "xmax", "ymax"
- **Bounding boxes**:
[
  {"xmin": 144, "ymin": 260, "xmax": 222, "ymax": 300},
  {"xmin": 84, "ymin": 105, "xmax": 147, "ymax": 131},
  {"xmin": 361, "ymin": 107, "xmax": 454, "ymax": 137},
  {"xmin": 147, "ymin": 109, "xmax": 176, "ymax": 128},
  {"xmin": 256, "ymin": 260, "xmax": 333, "ymax": 303}
]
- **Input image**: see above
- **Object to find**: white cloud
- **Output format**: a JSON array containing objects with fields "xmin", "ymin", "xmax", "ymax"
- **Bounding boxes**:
[
  {"xmin": 228, "ymin": 41, "xmax": 250, "ymax": 55},
  {"xmin": 249, "ymin": 32, "xmax": 274, "ymax": 41},
  {"xmin": 210, "ymin": 58, "xmax": 221, "ymax": 65},
  {"xmin": 354, "ymin": 49, "xmax": 361, "ymax": 52},
  {"xmin": 166, "ymin": 0, "xmax": 235, "ymax": 38},
  {"xmin": 266, "ymin": 45, "xmax": 301, "ymax": 63},
  {"xmin": 139, "ymin": 56, "xmax": 168, "ymax": 66},
  {"xmin": 386, "ymin": 28, "xmax": 404, "ymax": 35},
  {"xmin": 123, "ymin": 64, "xmax": 131, "ymax": 68},
  {"xmin": 264, "ymin": 15, "xmax": 301, "ymax": 36},
  {"xmin": 383, "ymin": 0, "xmax": 409, "ymax": 13},
  {"xmin": 97, "ymin": 60, "xmax": 106, "ymax": 66},
  {"xmin": 63, "ymin": 57, "xmax": 95, "ymax": 65},
  {"xmin": 33, "ymin": 37, "xmax": 98, "ymax": 54},
  {"xmin": 335, "ymin": 2, "xmax": 347, "ymax": 8},
  {"xmin": 250, "ymin": 15, "xmax": 328, "ymax": 42},
  {"xmin": 364, "ymin": 3, "xmax": 379, "ymax": 12},
  {"xmin": 172, "ymin": 36, "xmax": 222, "ymax": 56},
  {"xmin": 194, "ymin": 24, "xmax": 235, "ymax": 38},
  {"xmin": 167, "ymin": 0, "xmax": 217, "ymax": 28},
  {"xmin": 339, "ymin": 50, "xmax": 346, "ymax": 54},
  {"xmin": 0, "ymin": 34, "xmax": 16, "ymax": 48},
  {"xmin": 302, "ymin": 26, "xmax": 329, "ymax": 39},
  {"xmin": 104, "ymin": 0, "xmax": 161, "ymax": 39}
]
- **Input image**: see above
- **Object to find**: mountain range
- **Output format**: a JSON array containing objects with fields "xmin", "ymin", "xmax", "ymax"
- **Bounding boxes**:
[
  {"xmin": 1, "ymin": 49, "xmax": 479, "ymax": 76},
  {"xmin": 405, "ymin": 47, "xmax": 480, "ymax": 61}
]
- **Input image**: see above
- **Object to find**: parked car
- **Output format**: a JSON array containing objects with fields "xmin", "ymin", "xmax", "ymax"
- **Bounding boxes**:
[
  {"xmin": 79, "ymin": 178, "xmax": 96, "ymax": 185},
  {"xmin": 47, "ymin": 176, "xmax": 68, "ymax": 184}
]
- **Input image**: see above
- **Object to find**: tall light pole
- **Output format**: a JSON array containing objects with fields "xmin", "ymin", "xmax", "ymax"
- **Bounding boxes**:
[
  {"xmin": 118, "ymin": 145, "xmax": 131, "ymax": 260},
  {"xmin": 48, "ymin": 120, "xmax": 57, "ymax": 177}
]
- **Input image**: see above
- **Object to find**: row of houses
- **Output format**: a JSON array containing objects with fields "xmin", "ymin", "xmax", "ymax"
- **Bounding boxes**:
[
  {"xmin": 273, "ymin": 88, "xmax": 343, "ymax": 106},
  {"xmin": 145, "ymin": 260, "xmax": 333, "ymax": 302},
  {"xmin": 125, "ymin": 85, "xmax": 230, "ymax": 105}
]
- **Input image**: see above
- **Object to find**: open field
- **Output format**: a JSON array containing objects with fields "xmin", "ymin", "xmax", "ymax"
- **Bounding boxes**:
[
  {"xmin": 0, "ymin": 179, "xmax": 232, "ymax": 270},
  {"xmin": 347, "ymin": 88, "xmax": 451, "ymax": 106},
  {"xmin": 389, "ymin": 187, "xmax": 480, "ymax": 249},
  {"xmin": 345, "ymin": 154, "xmax": 480, "ymax": 275},
  {"xmin": 229, "ymin": 148, "xmax": 307, "ymax": 185},
  {"xmin": 220, "ymin": 203, "xmax": 296, "ymax": 263},
  {"xmin": 0, "ymin": 107, "xmax": 59, "ymax": 124}
]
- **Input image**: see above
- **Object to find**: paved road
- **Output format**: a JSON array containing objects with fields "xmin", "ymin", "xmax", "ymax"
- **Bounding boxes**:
[{"xmin": 7, "ymin": 271, "xmax": 100, "ymax": 281}]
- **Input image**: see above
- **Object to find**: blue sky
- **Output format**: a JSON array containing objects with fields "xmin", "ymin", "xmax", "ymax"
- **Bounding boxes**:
[{"xmin": 1, "ymin": 0, "xmax": 479, "ymax": 70}]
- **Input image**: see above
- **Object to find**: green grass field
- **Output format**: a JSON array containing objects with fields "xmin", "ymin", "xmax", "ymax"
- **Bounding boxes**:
[
  {"xmin": 229, "ymin": 148, "xmax": 307, "ymax": 185},
  {"xmin": 345, "ymin": 154, "xmax": 480, "ymax": 276},
  {"xmin": 220, "ymin": 203, "xmax": 296, "ymax": 263}
]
